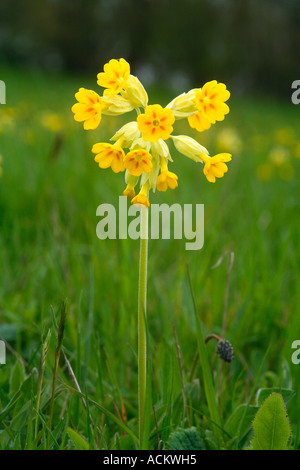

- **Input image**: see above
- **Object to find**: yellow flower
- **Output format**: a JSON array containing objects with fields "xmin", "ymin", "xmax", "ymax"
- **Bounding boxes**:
[
  {"xmin": 92, "ymin": 142, "xmax": 125, "ymax": 173},
  {"xmin": 97, "ymin": 58, "xmax": 130, "ymax": 95},
  {"xmin": 194, "ymin": 81, "xmax": 230, "ymax": 124},
  {"xmin": 157, "ymin": 170, "xmax": 178, "ymax": 192},
  {"xmin": 40, "ymin": 112, "xmax": 63, "ymax": 132},
  {"xmin": 188, "ymin": 110, "xmax": 212, "ymax": 132},
  {"xmin": 72, "ymin": 59, "xmax": 233, "ymax": 206},
  {"xmin": 124, "ymin": 148, "xmax": 152, "ymax": 176},
  {"xmin": 156, "ymin": 157, "xmax": 178, "ymax": 192},
  {"xmin": 131, "ymin": 183, "xmax": 150, "ymax": 208},
  {"xmin": 137, "ymin": 104, "xmax": 175, "ymax": 143},
  {"xmin": 72, "ymin": 88, "xmax": 106, "ymax": 130},
  {"xmin": 202, "ymin": 153, "xmax": 232, "ymax": 183}
]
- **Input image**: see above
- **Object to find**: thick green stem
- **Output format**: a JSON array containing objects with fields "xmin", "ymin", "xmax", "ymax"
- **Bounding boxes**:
[{"xmin": 138, "ymin": 205, "xmax": 148, "ymax": 449}]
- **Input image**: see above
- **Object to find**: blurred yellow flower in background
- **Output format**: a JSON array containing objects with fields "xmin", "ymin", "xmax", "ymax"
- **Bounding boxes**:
[
  {"xmin": 275, "ymin": 127, "xmax": 296, "ymax": 147},
  {"xmin": 216, "ymin": 127, "xmax": 242, "ymax": 154},
  {"xmin": 268, "ymin": 146, "xmax": 290, "ymax": 166},
  {"xmin": 294, "ymin": 142, "xmax": 300, "ymax": 159},
  {"xmin": 0, "ymin": 109, "xmax": 15, "ymax": 133},
  {"xmin": 40, "ymin": 112, "xmax": 63, "ymax": 132}
]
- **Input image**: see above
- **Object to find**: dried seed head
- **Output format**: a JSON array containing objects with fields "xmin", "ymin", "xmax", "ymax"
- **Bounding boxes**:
[{"xmin": 216, "ymin": 339, "xmax": 234, "ymax": 363}]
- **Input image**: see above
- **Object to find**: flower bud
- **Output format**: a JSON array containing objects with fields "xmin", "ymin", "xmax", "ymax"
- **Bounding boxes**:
[
  {"xmin": 121, "ymin": 75, "xmax": 148, "ymax": 108},
  {"xmin": 102, "ymin": 95, "xmax": 134, "ymax": 115},
  {"xmin": 171, "ymin": 135, "xmax": 209, "ymax": 162},
  {"xmin": 111, "ymin": 121, "xmax": 141, "ymax": 148},
  {"xmin": 150, "ymin": 139, "xmax": 172, "ymax": 161},
  {"xmin": 167, "ymin": 89, "xmax": 198, "ymax": 118}
]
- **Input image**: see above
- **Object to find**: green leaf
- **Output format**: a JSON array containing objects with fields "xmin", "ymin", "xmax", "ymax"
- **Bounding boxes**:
[
  {"xmin": 10, "ymin": 401, "xmax": 31, "ymax": 432},
  {"xmin": 67, "ymin": 427, "xmax": 90, "ymax": 450},
  {"xmin": 225, "ymin": 404, "xmax": 259, "ymax": 438},
  {"xmin": 256, "ymin": 388, "xmax": 295, "ymax": 407},
  {"xmin": 250, "ymin": 393, "xmax": 291, "ymax": 450},
  {"xmin": 166, "ymin": 427, "xmax": 203, "ymax": 450}
]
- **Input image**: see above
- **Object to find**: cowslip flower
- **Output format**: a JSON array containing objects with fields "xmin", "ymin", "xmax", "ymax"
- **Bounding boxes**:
[
  {"xmin": 72, "ymin": 88, "xmax": 107, "ymax": 130},
  {"xmin": 137, "ymin": 105, "xmax": 175, "ymax": 143},
  {"xmin": 201, "ymin": 153, "xmax": 232, "ymax": 183},
  {"xmin": 131, "ymin": 181, "xmax": 150, "ymax": 208},
  {"xmin": 72, "ymin": 58, "xmax": 232, "ymax": 210},
  {"xmin": 168, "ymin": 81, "xmax": 230, "ymax": 133},
  {"xmin": 192, "ymin": 80, "xmax": 230, "ymax": 125},
  {"xmin": 157, "ymin": 169, "xmax": 178, "ymax": 192},
  {"xmin": 156, "ymin": 157, "xmax": 178, "ymax": 192},
  {"xmin": 92, "ymin": 142, "xmax": 125, "ymax": 173},
  {"xmin": 124, "ymin": 148, "xmax": 152, "ymax": 176},
  {"xmin": 171, "ymin": 135, "xmax": 231, "ymax": 183},
  {"xmin": 188, "ymin": 110, "xmax": 212, "ymax": 132},
  {"xmin": 97, "ymin": 58, "xmax": 130, "ymax": 95}
]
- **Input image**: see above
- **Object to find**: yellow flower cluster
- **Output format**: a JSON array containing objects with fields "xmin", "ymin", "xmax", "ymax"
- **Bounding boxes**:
[{"xmin": 72, "ymin": 58, "xmax": 232, "ymax": 206}]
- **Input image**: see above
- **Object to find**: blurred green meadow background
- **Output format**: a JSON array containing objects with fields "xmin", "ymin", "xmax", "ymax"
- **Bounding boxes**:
[{"xmin": 0, "ymin": 0, "xmax": 300, "ymax": 450}]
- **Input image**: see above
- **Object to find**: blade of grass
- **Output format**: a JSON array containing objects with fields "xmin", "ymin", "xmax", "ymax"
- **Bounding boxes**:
[
  {"xmin": 59, "ymin": 381, "xmax": 139, "ymax": 446},
  {"xmin": 47, "ymin": 301, "xmax": 67, "ymax": 448},
  {"xmin": 186, "ymin": 262, "xmax": 222, "ymax": 439},
  {"xmin": 35, "ymin": 329, "xmax": 51, "ymax": 439}
]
